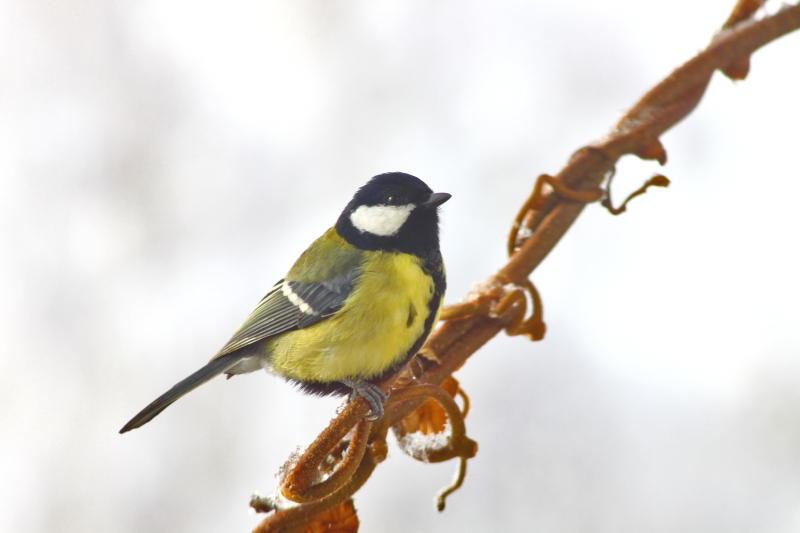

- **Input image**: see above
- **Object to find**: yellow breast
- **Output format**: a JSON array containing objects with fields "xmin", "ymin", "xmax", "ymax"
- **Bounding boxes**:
[{"xmin": 267, "ymin": 251, "xmax": 436, "ymax": 383}]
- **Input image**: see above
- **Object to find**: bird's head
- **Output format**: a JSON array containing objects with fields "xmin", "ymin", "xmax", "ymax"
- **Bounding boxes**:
[{"xmin": 336, "ymin": 172, "xmax": 450, "ymax": 255}]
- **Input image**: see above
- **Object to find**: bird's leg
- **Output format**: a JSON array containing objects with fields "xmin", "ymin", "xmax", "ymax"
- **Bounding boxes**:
[{"xmin": 341, "ymin": 379, "xmax": 388, "ymax": 421}]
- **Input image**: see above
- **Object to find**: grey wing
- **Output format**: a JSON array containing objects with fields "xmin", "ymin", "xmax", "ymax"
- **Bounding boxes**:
[{"xmin": 213, "ymin": 268, "xmax": 360, "ymax": 358}]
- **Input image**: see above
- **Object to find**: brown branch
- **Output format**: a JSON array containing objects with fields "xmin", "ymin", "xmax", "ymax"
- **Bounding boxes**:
[
  {"xmin": 281, "ymin": 418, "xmax": 373, "ymax": 503},
  {"xmin": 252, "ymin": 3, "xmax": 800, "ymax": 531},
  {"xmin": 251, "ymin": 428, "xmax": 389, "ymax": 533}
]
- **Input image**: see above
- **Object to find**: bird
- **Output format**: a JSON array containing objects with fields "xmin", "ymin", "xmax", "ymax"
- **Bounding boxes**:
[{"xmin": 120, "ymin": 172, "xmax": 449, "ymax": 433}]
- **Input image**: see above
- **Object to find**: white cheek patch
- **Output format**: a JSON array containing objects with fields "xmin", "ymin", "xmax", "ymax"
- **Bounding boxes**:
[{"xmin": 349, "ymin": 204, "xmax": 415, "ymax": 236}]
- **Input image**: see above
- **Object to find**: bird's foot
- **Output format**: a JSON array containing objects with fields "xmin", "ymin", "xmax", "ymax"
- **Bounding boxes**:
[{"xmin": 341, "ymin": 379, "xmax": 387, "ymax": 421}]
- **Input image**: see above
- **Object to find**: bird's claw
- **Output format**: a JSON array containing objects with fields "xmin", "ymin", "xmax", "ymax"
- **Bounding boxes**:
[{"xmin": 341, "ymin": 379, "xmax": 387, "ymax": 420}]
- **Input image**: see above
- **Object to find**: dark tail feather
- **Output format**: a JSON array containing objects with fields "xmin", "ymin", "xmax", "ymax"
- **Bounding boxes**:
[{"xmin": 120, "ymin": 355, "xmax": 240, "ymax": 434}]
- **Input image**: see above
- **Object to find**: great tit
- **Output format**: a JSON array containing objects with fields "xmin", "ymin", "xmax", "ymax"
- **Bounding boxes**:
[{"xmin": 120, "ymin": 172, "xmax": 449, "ymax": 433}]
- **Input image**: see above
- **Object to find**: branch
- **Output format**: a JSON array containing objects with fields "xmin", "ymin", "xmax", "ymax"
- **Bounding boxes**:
[{"xmin": 252, "ymin": 3, "xmax": 800, "ymax": 531}]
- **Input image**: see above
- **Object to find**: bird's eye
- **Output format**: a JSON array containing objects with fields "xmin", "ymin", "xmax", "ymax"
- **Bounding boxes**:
[{"xmin": 385, "ymin": 194, "xmax": 400, "ymax": 206}]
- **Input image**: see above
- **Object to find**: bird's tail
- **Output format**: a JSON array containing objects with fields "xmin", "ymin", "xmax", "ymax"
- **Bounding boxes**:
[{"xmin": 120, "ymin": 354, "xmax": 241, "ymax": 433}]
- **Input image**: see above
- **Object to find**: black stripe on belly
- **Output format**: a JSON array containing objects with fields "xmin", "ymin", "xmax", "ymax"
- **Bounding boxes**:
[{"xmin": 292, "ymin": 249, "xmax": 446, "ymax": 397}]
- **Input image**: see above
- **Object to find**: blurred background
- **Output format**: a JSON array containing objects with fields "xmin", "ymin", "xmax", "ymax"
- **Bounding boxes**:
[{"xmin": 2, "ymin": 0, "xmax": 800, "ymax": 531}]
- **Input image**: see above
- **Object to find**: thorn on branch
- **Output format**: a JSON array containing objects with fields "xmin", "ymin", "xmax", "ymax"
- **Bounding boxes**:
[
  {"xmin": 632, "ymin": 138, "xmax": 668, "ymax": 165},
  {"xmin": 721, "ymin": 54, "xmax": 751, "ymax": 80},
  {"xmin": 601, "ymin": 173, "xmax": 671, "ymax": 215}
]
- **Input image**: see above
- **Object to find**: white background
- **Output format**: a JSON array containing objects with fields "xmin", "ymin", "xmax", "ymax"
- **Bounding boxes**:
[{"xmin": 2, "ymin": 1, "xmax": 800, "ymax": 532}]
